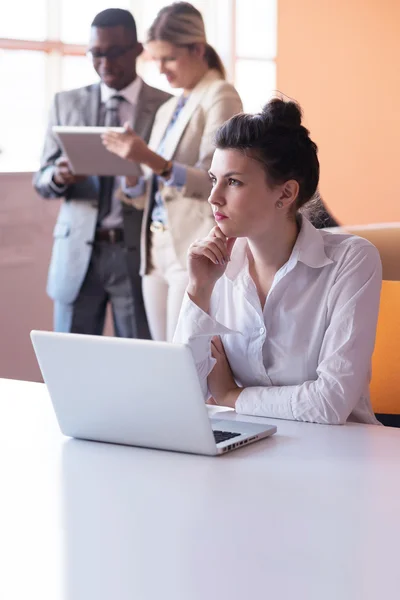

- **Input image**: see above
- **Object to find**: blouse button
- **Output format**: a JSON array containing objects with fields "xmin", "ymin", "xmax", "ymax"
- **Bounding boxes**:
[{"xmin": 259, "ymin": 327, "xmax": 265, "ymax": 335}]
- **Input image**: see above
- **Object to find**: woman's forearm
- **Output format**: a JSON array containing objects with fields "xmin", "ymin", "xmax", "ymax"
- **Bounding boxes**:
[
  {"xmin": 186, "ymin": 283, "xmax": 215, "ymax": 314},
  {"xmin": 141, "ymin": 147, "xmax": 170, "ymax": 174}
]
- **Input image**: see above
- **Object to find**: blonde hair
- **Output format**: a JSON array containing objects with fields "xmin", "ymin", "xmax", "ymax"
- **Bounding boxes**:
[{"xmin": 147, "ymin": 2, "xmax": 226, "ymax": 78}]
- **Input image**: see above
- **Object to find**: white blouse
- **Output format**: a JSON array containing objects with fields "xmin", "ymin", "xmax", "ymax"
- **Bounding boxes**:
[{"xmin": 174, "ymin": 217, "xmax": 382, "ymax": 425}]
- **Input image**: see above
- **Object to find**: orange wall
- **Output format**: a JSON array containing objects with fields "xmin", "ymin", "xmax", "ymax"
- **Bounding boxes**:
[{"xmin": 277, "ymin": 0, "xmax": 400, "ymax": 225}]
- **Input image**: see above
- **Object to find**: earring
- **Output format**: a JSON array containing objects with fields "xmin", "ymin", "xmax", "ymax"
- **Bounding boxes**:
[{"xmin": 276, "ymin": 200, "xmax": 284, "ymax": 209}]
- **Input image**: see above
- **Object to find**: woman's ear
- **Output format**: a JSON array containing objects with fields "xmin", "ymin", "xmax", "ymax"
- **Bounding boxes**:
[
  {"xmin": 277, "ymin": 180, "xmax": 299, "ymax": 210},
  {"xmin": 191, "ymin": 42, "xmax": 206, "ymax": 59}
]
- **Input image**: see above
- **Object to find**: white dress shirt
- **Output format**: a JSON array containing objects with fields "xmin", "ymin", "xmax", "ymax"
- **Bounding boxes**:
[
  {"xmin": 174, "ymin": 217, "xmax": 382, "ymax": 425},
  {"xmin": 100, "ymin": 77, "xmax": 142, "ymax": 228}
]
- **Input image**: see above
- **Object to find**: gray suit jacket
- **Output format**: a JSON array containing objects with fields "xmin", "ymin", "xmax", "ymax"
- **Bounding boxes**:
[{"xmin": 33, "ymin": 80, "xmax": 170, "ymax": 304}]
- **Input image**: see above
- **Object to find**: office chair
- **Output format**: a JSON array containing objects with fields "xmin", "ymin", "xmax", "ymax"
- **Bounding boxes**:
[{"xmin": 327, "ymin": 223, "xmax": 400, "ymax": 426}]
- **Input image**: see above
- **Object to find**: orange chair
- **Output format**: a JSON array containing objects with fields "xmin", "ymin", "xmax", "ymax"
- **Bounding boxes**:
[
  {"xmin": 327, "ymin": 224, "xmax": 400, "ymax": 425},
  {"xmin": 370, "ymin": 281, "xmax": 400, "ymax": 425}
]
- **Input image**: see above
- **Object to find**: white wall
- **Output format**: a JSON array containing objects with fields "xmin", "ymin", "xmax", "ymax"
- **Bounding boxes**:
[{"xmin": 0, "ymin": 173, "xmax": 58, "ymax": 382}]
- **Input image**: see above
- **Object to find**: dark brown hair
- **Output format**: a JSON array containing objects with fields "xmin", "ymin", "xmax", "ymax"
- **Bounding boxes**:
[
  {"xmin": 215, "ymin": 98, "xmax": 319, "ymax": 210},
  {"xmin": 147, "ymin": 2, "xmax": 225, "ymax": 78}
]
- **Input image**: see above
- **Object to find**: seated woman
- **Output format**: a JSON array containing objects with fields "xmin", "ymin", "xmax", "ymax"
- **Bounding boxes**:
[{"xmin": 174, "ymin": 98, "xmax": 382, "ymax": 425}]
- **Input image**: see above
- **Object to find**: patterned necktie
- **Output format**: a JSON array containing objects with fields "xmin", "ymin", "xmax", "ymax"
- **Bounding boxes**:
[{"xmin": 98, "ymin": 95, "xmax": 124, "ymax": 224}]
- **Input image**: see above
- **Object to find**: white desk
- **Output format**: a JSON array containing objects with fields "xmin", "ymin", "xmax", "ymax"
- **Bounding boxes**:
[{"xmin": 1, "ymin": 378, "xmax": 400, "ymax": 600}]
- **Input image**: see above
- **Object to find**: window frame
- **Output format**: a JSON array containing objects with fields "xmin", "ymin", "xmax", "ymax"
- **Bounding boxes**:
[{"xmin": 0, "ymin": 37, "xmax": 86, "ymax": 55}]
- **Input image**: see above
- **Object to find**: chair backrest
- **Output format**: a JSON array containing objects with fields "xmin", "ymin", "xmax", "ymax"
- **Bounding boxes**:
[
  {"xmin": 325, "ymin": 222, "xmax": 400, "ymax": 281},
  {"xmin": 327, "ymin": 224, "xmax": 400, "ymax": 416},
  {"xmin": 370, "ymin": 281, "xmax": 400, "ymax": 415}
]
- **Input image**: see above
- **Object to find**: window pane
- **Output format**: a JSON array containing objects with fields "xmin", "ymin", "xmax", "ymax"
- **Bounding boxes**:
[
  {"xmin": 139, "ymin": 0, "xmax": 174, "ymax": 34},
  {"xmin": 236, "ymin": 0, "xmax": 277, "ymax": 59},
  {"xmin": 61, "ymin": 0, "xmax": 131, "ymax": 44},
  {"xmin": 235, "ymin": 59, "xmax": 276, "ymax": 113},
  {"xmin": 0, "ymin": 51, "xmax": 46, "ymax": 171},
  {"xmin": 62, "ymin": 55, "xmax": 98, "ymax": 91},
  {"xmin": 0, "ymin": 0, "xmax": 47, "ymax": 40}
]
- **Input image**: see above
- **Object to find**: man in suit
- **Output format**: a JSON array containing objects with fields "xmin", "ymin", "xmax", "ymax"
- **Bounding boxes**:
[{"xmin": 33, "ymin": 8, "xmax": 170, "ymax": 338}]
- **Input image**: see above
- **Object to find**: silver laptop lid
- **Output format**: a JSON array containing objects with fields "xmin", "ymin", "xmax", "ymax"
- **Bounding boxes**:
[{"xmin": 31, "ymin": 331, "xmax": 218, "ymax": 455}]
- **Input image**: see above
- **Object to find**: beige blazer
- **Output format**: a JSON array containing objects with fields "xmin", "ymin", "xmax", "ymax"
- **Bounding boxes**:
[{"xmin": 122, "ymin": 69, "xmax": 243, "ymax": 275}]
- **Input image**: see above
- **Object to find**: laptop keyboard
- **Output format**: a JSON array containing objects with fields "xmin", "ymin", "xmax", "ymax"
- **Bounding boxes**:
[{"xmin": 213, "ymin": 430, "xmax": 241, "ymax": 444}]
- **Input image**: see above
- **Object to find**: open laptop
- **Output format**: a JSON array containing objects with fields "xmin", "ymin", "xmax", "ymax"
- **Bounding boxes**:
[{"xmin": 30, "ymin": 331, "xmax": 276, "ymax": 456}]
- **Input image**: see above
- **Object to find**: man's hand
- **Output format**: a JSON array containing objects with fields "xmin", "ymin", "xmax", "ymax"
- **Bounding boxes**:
[
  {"xmin": 53, "ymin": 156, "xmax": 86, "ymax": 186},
  {"xmin": 207, "ymin": 336, "xmax": 242, "ymax": 407}
]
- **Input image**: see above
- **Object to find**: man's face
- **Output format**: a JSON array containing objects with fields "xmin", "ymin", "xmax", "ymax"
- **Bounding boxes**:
[{"xmin": 89, "ymin": 26, "xmax": 142, "ymax": 90}]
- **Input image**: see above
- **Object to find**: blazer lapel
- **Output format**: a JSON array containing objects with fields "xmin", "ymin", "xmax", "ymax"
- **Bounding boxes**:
[
  {"xmin": 148, "ymin": 97, "xmax": 178, "ymax": 152},
  {"xmin": 160, "ymin": 69, "xmax": 222, "ymax": 161}
]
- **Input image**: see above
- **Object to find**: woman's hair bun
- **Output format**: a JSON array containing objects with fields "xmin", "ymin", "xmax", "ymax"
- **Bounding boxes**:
[
  {"xmin": 261, "ymin": 98, "xmax": 302, "ymax": 128},
  {"xmin": 215, "ymin": 95, "xmax": 319, "ymax": 211}
]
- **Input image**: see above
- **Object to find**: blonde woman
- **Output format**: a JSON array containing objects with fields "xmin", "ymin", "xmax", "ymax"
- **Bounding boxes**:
[{"xmin": 102, "ymin": 2, "xmax": 242, "ymax": 341}]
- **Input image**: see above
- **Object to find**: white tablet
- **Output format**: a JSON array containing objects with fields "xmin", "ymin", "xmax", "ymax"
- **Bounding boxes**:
[{"xmin": 52, "ymin": 126, "xmax": 141, "ymax": 177}]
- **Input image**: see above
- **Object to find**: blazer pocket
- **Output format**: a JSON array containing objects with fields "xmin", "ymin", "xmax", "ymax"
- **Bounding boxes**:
[{"xmin": 53, "ymin": 223, "xmax": 70, "ymax": 238}]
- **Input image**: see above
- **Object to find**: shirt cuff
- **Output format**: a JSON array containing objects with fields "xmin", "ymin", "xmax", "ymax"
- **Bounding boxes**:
[
  {"xmin": 174, "ymin": 293, "xmax": 240, "ymax": 356},
  {"xmin": 235, "ymin": 385, "xmax": 295, "ymax": 421},
  {"xmin": 122, "ymin": 176, "xmax": 146, "ymax": 198},
  {"xmin": 43, "ymin": 167, "xmax": 68, "ymax": 195},
  {"xmin": 161, "ymin": 162, "xmax": 187, "ymax": 187}
]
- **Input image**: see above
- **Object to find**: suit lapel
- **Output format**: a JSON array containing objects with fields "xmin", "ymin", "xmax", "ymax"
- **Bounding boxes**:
[
  {"xmin": 132, "ymin": 82, "xmax": 160, "ymax": 137},
  {"xmin": 160, "ymin": 69, "xmax": 222, "ymax": 160},
  {"xmin": 80, "ymin": 83, "xmax": 101, "ymax": 126}
]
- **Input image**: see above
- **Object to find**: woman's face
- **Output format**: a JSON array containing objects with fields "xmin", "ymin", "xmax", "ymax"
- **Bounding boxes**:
[
  {"xmin": 146, "ymin": 40, "xmax": 204, "ymax": 89},
  {"xmin": 208, "ymin": 148, "xmax": 292, "ymax": 239}
]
